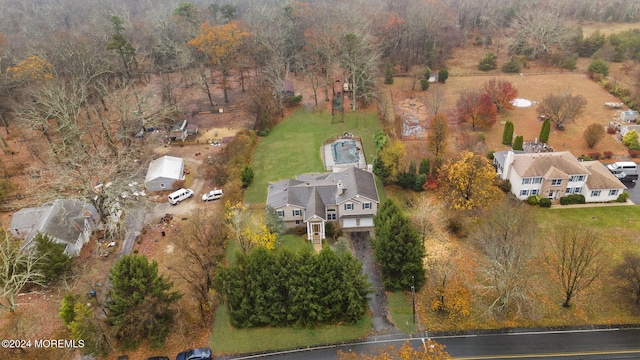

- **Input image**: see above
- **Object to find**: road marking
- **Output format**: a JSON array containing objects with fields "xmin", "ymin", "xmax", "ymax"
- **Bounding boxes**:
[{"xmin": 455, "ymin": 348, "xmax": 640, "ymax": 359}]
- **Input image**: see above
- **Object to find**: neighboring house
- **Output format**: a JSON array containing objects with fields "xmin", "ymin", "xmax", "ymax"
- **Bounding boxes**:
[
  {"xmin": 266, "ymin": 167, "xmax": 379, "ymax": 244},
  {"xmin": 169, "ymin": 120, "xmax": 188, "ymax": 141},
  {"xmin": 9, "ymin": 199, "xmax": 100, "ymax": 257},
  {"xmin": 494, "ymin": 150, "xmax": 626, "ymax": 202},
  {"xmin": 144, "ymin": 155, "xmax": 185, "ymax": 192}
]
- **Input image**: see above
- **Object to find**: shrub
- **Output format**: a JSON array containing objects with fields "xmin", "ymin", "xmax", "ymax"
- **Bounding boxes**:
[
  {"xmin": 284, "ymin": 94, "xmax": 303, "ymax": 106},
  {"xmin": 588, "ymin": 152, "xmax": 602, "ymax": 160},
  {"xmin": 513, "ymin": 135, "xmax": 524, "ymax": 151},
  {"xmin": 487, "ymin": 150, "xmax": 495, "ymax": 160},
  {"xmin": 539, "ymin": 198, "xmax": 551, "ymax": 207},
  {"xmin": 445, "ymin": 216, "xmax": 466, "ymax": 237},
  {"xmin": 414, "ymin": 174, "xmax": 427, "ymax": 191},
  {"xmin": 478, "ymin": 52, "xmax": 498, "ymax": 71},
  {"xmin": 502, "ymin": 121, "xmax": 514, "ymax": 145},
  {"xmin": 501, "ymin": 56, "xmax": 521, "ymax": 73},
  {"xmin": 539, "ymin": 118, "xmax": 551, "ymax": 144},
  {"xmin": 241, "ymin": 165, "xmax": 254, "ymax": 188},
  {"xmin": 629, "ymin": 149, "xmax": 640, "ymax": 158},
  {"xmin": 257, "ymin": 128, "xmax": 270, "ymax": 137},
  {"xmin": 527, "ymin": 195, "xmax": 539, "ymax": 205},
  {"xmin": 293, "ymin": 225, "xmax": 306, "ymax": 236},
  {"xmin": 603, "ymin": 151, "xmax": 614, "ymax": 159},
  {"xmin": 438, "ymin": 68, "xmax": 449, "ymax": 83},
  {"xmin": 421, "ymin": 66, "xmax": 431, "ymax": 91},
  {"xmin": 578, "ymin": 154, "xmax": 592, "ymax": 161},
  {"xmin": 607, "ymin": 127, "xmax": 617, "ymax": 134},
  {"xmin": 498, "ymin": 179, "xmax": 511, "ymax": 193},
  {"xmin": 583, "ymin": 123, "xmax": 605, "ymax": 148},
  {"xmin": 384, "ymin": 63, "xmax": 394, "ymax": 85},
  {"xmin": 560, "ymin": 194, "xmax": 586, "ymax": 205},
  {"xmin": 419, "ymin": 158, "xmax": 430, "ymax": 175},
  {"xmin": 616, "ymin": 192, "xmax": 630, "ymax": 202},
  {"xmin": 588, "ymin": 58, "xmax": 610, "ymax": 78}
]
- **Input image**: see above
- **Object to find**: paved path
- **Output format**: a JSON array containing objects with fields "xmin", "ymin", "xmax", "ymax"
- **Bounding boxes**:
[
  {"xmin": 548, "ymin": 199, "xmax": 635, "ymax": 209},
  {"xmin": 349, "ymin": 232, "xmax": 402, "ymax": 337}
]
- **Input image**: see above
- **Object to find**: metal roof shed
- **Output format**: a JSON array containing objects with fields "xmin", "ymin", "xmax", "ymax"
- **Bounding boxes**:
[{"xmin": 144, "ymin": 156, "xmax": 185, "ymax": 192}]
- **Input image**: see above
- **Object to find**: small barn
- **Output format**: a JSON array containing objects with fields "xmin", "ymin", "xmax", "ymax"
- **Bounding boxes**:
[
  {"xmin": 621, "ymin": 110, "xmax": 639, "ymax": 122},
  {"xmin": 169, "ymin": 120, "xmax": 188, "ymax": 141},
  {"xmin": 144, "ymin": 156, "xmax": 185, "ymax": 192}
]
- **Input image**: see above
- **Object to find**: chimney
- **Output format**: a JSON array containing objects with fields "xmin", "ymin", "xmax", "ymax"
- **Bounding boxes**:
[
  {"xmin": 503, "ymin": 150, "xmax": 515, "ymax": 180},
  {"xmin": 337, "ymin": 180, "xmax": 345, "ymax": 195}
]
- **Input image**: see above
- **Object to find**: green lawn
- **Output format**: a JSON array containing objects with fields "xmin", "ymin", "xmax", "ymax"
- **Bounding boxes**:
[
  {"xmin": 279, "ymin": 233, "xmax": 314, "ymax": 252},
  {"xmin": 244, "ymin": 108, "xmax": 381, "ymax": 204},
  {"xmin": 387, "ymin": 291, "xmax": 419, "ymax": 334},
  {"xmin": 210, "ymin": 306, "xmax": 372, "ymax": 355}
]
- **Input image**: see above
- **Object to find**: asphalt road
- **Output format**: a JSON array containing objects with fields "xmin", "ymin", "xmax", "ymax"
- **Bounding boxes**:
[
  {"xmin": 217, "ymin": 327, "xmax": 640, "ymax": 360},
  {"xmin": 624, "ymin": 180, "xmax": 640, "ymax": 204}
]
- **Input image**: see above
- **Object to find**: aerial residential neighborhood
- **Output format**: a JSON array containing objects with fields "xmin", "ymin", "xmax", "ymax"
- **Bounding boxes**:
[{"xmin": 2, "ymin": 1, "xmax": 640, "ymax": 360}]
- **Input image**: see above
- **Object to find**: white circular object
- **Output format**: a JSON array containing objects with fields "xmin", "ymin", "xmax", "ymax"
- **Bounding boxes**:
[{"xmin": 511, "ymin": 98, "xmax": 532, "ymax": 108}]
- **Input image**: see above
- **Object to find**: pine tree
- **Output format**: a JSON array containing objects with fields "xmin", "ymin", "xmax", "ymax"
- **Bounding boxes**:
[
  {"xmin": 513, "ymin": 135, "xmax": 524, "ymax": 150},
  {"xmin": 539, "ymin": 118, "xmax": 551, "ymax": 143},
  {"xmin": 34, "ymin": 232, "xmax": 72, "ymax": 282},
  {"xmin": 384, "ymin": 63, "xmax": 394, "ymax": 84},
  {"xmin": 419, "ymin": 158, "xmax": 431, "ymax": 175},
  {"xmin": 502, "ymin": 121, "xmax": 514, "ymax": 145},
  {"xmin": 107, "ymin": 255, "xmax": 181, "ymax": 348}
]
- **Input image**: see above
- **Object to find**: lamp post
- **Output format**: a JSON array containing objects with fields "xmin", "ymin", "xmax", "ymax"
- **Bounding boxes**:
[{"xmin": 411, "ymin": 276, "xmax": 416, "ymax": 325}]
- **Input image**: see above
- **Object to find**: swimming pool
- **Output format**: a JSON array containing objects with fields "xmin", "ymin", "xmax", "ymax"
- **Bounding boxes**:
[{"xmin": 332, "ymin": 140, "xmax": 359, "ymax": 164}]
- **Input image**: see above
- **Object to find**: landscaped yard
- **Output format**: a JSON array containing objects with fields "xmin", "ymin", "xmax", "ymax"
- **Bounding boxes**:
[{"xmin": 244, "ymin": 108, "xmax": 381, "ymax": 204}]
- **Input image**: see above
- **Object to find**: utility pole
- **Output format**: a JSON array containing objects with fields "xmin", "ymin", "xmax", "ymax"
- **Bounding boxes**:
[{"xmin": 411, "ymin": 276, "xmax": 416, "ymax": 325}]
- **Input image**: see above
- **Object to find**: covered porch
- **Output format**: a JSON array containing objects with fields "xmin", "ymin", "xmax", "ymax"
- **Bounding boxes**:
[{"xmin": 306, "ymin": 217, "xmax": 325, "ymax": 245}]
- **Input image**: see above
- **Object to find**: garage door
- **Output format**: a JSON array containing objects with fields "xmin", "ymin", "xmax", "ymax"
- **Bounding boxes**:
[
  {"xmin": 343, "ymin": 219, "xmax": 357, "ymax": 228},
  {"xmin": 360, "ymin": 218, "xmax": 373, "ymax": 227}
]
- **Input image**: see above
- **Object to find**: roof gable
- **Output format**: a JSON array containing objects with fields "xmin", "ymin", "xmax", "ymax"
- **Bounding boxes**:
[
  {"xmin": 145, "ymin": 156, "xmax": 184, "ymax": 182},
  {"xmin": 511, "ymin": 152, "xmax": 590, "ymax": 178}
]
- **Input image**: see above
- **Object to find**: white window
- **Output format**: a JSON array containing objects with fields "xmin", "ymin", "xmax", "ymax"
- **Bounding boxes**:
[
  {"xmin": 326, "ymin": 209, "xmax": 336, "ymax": 220},
  {"xmin": 362, "ymin": 202, "xmax": 372, "ymax": 210},
  {"xmin": 520, "ymin": 189, "xmax": 529, "ymax": 196},
  {"xmin": 566, "ymin": 187, "xmax": 572, "ymax": 194},
  {"xmin": 573, "ymin": 187, "xmax": 582, "ymax": 194},
  {"xmin": 609, "ymin": 189, "xmax": 619, "ymax": 196},
  {"xmin": 160, "ymin": 183, "xmax": 165, "ymax": 189},
  {"xmin": 344, "ymin": 203, "xmax": 354, "ymax": 210},
  {"xmin": 570, "ymin": 175, "xmax": 585, "ymax": 182},
  {"xmin": 295, "ymin": 220, "xmax": 301, "ymax": 225},
  {"xmin": 551, "ymin": 179, "xmax": 562, "ymax": 186},
  {"xmin": 292, "ymin": 209, "xmax": 302, "ymax": 216},
  {"xmin": 276, "ymin": 210, "xmax": 285, "ymax": 217},
  {"xmin": 530, "ymin": 189, "xmax": 539, "ymax": 195},
  {"xmin": 522, "ymin": 178, "xmax": 532, "ymax": 185},
  {"xmin": 533, "ymin": 177, "xmax": 543, "ymax": 184},
  {"xmin": 591, "ymin": 190, "xmax": 601, "ymax": 197}
]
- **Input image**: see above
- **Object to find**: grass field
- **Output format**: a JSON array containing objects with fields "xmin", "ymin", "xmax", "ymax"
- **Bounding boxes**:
[
  {"xmin": 210, "ymin": 306, "xmax": 371, "ymax": 355},
  {"xmin": 244, "ymin": 108, "xmax": 381, "ymax": 204}
]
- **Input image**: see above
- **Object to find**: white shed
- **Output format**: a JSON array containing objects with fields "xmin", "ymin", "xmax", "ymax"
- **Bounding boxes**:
[
  {"xmin": 621, "ymin": 110, "xmax": 638, "ymax": 122},
  {"xmin": 144, "ymin": 156, "xmax": 185, "ymax": 192}
]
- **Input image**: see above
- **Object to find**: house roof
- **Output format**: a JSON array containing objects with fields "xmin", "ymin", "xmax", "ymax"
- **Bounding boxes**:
[
  {"xmin": 510, "ymin": 151, "xmax": 589, "ymax": 178},
  {"xmin": 10, "ymin": 199, "xmax": 99, "ymax": 251},
  {"xmin": 145, "ymin": 156, "xmax": 184, "ymax": 182},
  {"xmin": 581, "ymin": 161, "xmax": 627, "ymax": 190},
  {"xmin": 266, "ymin": 167, "xmax": 379, "ymax": 211}
]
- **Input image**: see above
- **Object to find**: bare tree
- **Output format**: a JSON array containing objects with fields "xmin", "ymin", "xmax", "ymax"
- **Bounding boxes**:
[
  {"xmin": 614, "ymin": 252, "xmax": 640, "ymax": 307},
  {"xmin": 173, "ymin": 208, "xmax": 228, "ymax": 325},
  {"xmin": 409, "ymin": 194, "xmax": 445, "ymax": 240},
  {"xmin": 550, "ymin": 227, "xmax": 605, "ymax": 308},
  {"xmin": 0, "ymin": 231, "xmax": 45, "ymax": 312},
  {"xmin": 509, "ymin": 4, "xmax": 574, "ymax": 59},
  {"xmin": 425, "ymin": 86, "xmax": 445, "ymax": 116},
  {"xmin": 475, "ymin": 199, "xmax": 537, "ymax": 316},
  {"xmin": 536, "ymin": 92, "xmax": 587, "ymax": 130},
  {"xmin": 427, "ymin": 113, "xmax": 449, "ymax": 160},
  {"xmin": 583, "ymin": 123, "xmax": 605, "ymax": 148}
]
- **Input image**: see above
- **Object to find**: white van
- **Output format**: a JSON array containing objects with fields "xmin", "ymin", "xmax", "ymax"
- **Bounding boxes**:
[
  {"xmin": 202, "ymin": 189, "xmax": 223, "ymax": 201},
  {"xmin": 168, "ymin": 188, "xmax": 194, "ymax": 205},
  {"xmin": 607, "ymin": 161, "xmax": 637, "ymax": 174}
]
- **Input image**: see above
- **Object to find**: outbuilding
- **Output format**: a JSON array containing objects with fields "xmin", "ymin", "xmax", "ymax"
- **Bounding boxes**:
[
  {"xmin": 621, "ymin": 110, "xmax": 638, "ymax": 122},
  {"xmin": 144, "ymin": 156, "xmax": 185, "ymax": 192}
]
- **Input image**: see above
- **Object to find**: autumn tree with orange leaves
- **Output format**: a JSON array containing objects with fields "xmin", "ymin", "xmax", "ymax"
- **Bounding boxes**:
[
  {"xmin": 456, "ymin": 89, "xmax": 497, "ymax": 129},
  {"xmin": 6, "ymin": 55, "xmax": 54, "ymax": 83},
  {"xmin": 188, "ymin": 21, "xmax": 250, "ymax": 103},
  {"xmin": 337, "ymin": 340, "xmax": 452, "ymax": 360},
  {"xmin": 483, "ymin": 78, "xmax": 518, "ymax": 113}
]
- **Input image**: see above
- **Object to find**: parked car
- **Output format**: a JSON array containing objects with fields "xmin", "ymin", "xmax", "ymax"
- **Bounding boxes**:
[
  {"xmin": 168, "ymin": 188, "xmax": 194, "ymax": 205},
  {"xmin": 201, "ymin": 189, "xmax": 223, "ymax": 201},
  {"xmin": 175, "ymin": 348, "xmax": 212, "ymax": 360},
  {"xmin": 145, "ymin": 357, "xmax": 169, "ymax": 360}
]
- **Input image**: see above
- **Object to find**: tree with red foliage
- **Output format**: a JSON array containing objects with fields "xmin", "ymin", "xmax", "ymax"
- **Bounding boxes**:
[
  {"xmin": 457, "ymin": 89, "xmax": 497, "ymax": 129},
  {"xmin": 483, "ymin": 78, "xmax": 518, "ymax": 113}
]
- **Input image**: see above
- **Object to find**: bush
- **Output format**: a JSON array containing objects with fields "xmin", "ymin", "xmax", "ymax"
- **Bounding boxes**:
[
  {"xmin": 487, "ymin": 150, "xmax": 495, "ymax": 160},
  {"xmin": 578, "ymin": 154, "xmax": 592, "ymax": 161},
  {"xmin": 438, "ymin": 68, "xmax": 449, "ymax": 83},
  {"xmin": 513, "ymin": 135, "xmax": 524, "ymax": 151},
  {"xmin": 384, "ymin": 63, "xmax": 394, "ymax": 85},
  {"xmin": 257, "ymin": 128, "xmax": 270, "ymax": 137},
  {"xmin": 498, "ymin": 179, "xmax": 511, "ymax": 193},
  {"xmin": 241, "ymin": 165, "xmax": 255, "ymax": 188},
  {"xmin": 501, "ymin": 56, "xmax": 521, "ymax": 73},
  {"xmin": 527, "ymin": 195, "xmax": 540, "ymax": 205},
  {"xmin": 588, "ymin": 58, "xmax": 610, "ymax": 78},
  {"xmin": 539, "ymin": 198, "xmax": 552, "ymax": 207},
  {"xmin": 616, "ymin": 192, "xmax": 630, "ymax": 202},
  {"xmin": 284, "ymin": 94, "xmax": 303, "ymax": 106},
  {"xmin": 478, "ymin": 52, "xmax": 498, "ymax": 71},
  {"xmin": 603, "ymin": 151, "xmax": 614, "ymax": 159},
  {"xmin": 445, "ymin": 216, "xmax": 466, "ymax": 237},
  {"xmin": 607, "ymin": 127, "xmax": 617, "ymax": 134},
  {"xmin": 629, "ymin": 149, "xmax": 640, "ymax": 158},
  {"xmin": 293, "ymin": 225, "xmax": 306, "ymax": 236},
  {"xmin": 588, "ymin": 152, "xmax": 602, "ymax": 160},
  {"xmin": 560, "ymin": 194, "xmax": 586, "ymax": 205},
  {"xmin": 414, "ymin": 174, "xmax": 427, "ymax": 191}
]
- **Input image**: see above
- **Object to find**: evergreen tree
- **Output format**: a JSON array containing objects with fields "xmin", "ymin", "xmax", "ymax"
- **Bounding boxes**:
[
  {"xmin": 502, "ymin": 121, "xmax": 514, "ymax": 145},
  {"xmin": 419, "ymin": 158, "xmax": 431, "ymax": 175},
  {"xmin": 539, "ymin": 118, "xmax": 551, "ymax": 143},
  {"xmin": 478, "ymin": 52, "xmax": 498, "ymax": 71},
  {"xmin": 513, "ymin": 135, "xmax": 524, "ymax": 150},
  {"xmin": 501, "ymin": 56, "xmax": 521, "ymax": 73},
  {"xmin": 107, "ymin": 255, "xmax": 181, "ymax": 348},
  {"xmin": 421, "ymin": 66, "xmax": 431, "ymax": 91},
  {"xmin": 34, "ymin": 232, "xmax": 73, "ymax": 282},
  {"xmin": 241, "ymin": 165, "xmax": 254, "ymax": 188},
  {"xmin": 438, "ymin": 68, "xmax": 449, "ymax": 83},
  {"xmin": 372, "ymin": 200, "xmax": 426, "ymax": 291}
]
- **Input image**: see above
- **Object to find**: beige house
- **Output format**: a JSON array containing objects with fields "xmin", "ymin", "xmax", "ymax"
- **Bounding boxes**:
[
  {"xmin": 494, "ymin": 150, "xmax": 626, "ymax": 202},
  {"xmin": 266, "ymin": 167, "xmax": 379, "ymax": 244}
]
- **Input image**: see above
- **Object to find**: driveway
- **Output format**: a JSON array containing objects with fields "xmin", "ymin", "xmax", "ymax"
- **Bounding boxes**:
[{"xmin": 348, "ymin": 232, "xmax": 402, "ymax": 337}]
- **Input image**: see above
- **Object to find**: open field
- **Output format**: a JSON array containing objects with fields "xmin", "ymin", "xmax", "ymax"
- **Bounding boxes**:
[{"xmin": 244, "ymin": 108, "xmax": 381, "ymax": 204}]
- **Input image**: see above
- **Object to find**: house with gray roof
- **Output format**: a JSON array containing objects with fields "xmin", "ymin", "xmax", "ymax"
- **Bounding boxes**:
[
  {"xmin": 266, "ymin": 167, "xmax": 379, "ymax": 244},
  {"xmin": 144, "ymin": 155, "xmax": 185, "ymax": 192},
  {"xmin": 9, "ymin": 199, "xmax": 100, "ymax": 257},
  {"xmin": 494, "ymin": 150, "xmax": 626, "ymax": 202}
]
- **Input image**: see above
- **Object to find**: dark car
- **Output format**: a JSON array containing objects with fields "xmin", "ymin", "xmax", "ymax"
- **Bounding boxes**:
[
  {"xmin": 146, "ymin": 357, "xmax": 169, "ymax": 360},
  {"xmin": 176, "ymin": 348, "xmax": 212, "ymax": 360}
]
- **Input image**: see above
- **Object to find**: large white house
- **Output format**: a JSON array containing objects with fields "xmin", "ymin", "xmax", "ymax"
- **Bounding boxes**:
[
  {"xmin": 266, "ymin": 167, "xmax": 379, "ymax": 244},
  {"xmin": 494, "ymin": 150, "xmax": 626, "ymax": 202}
]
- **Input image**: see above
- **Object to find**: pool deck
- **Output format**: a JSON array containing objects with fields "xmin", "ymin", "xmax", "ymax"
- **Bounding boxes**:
[{"xmin": 322, "ymin": 139, "xmax": 367, "ymax": 171}]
